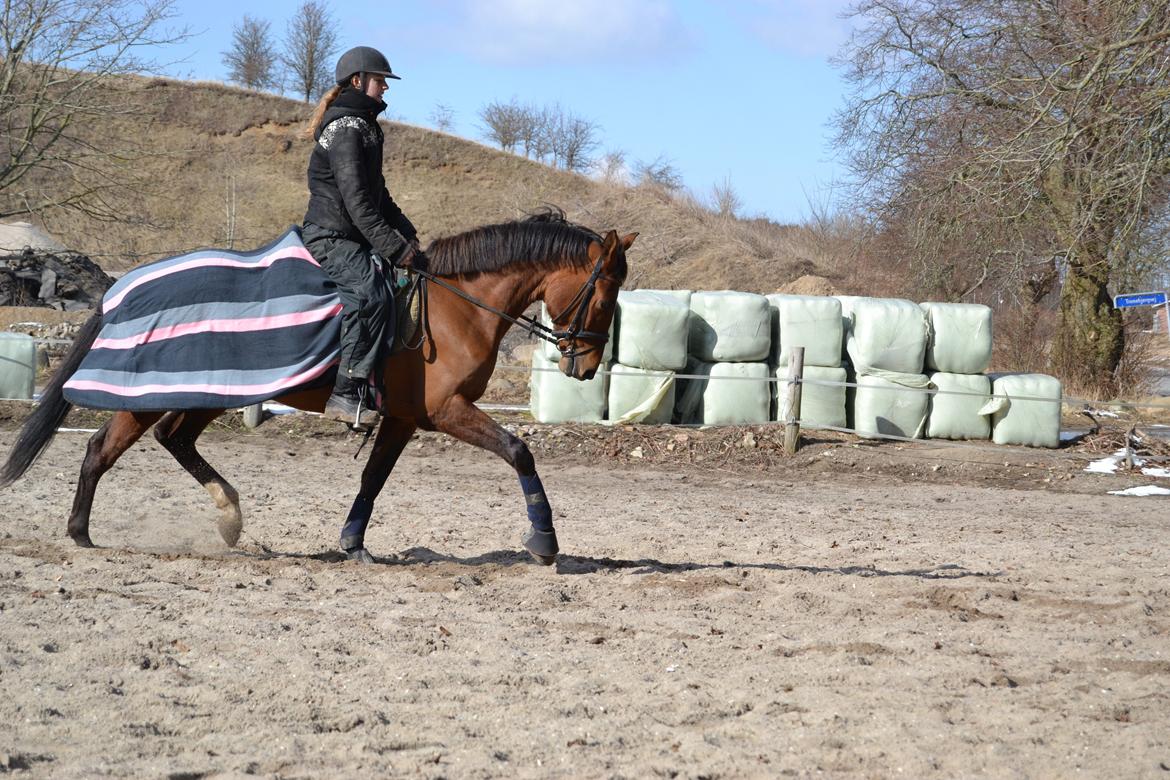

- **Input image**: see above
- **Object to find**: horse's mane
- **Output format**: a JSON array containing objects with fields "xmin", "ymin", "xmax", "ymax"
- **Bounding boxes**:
[{"xmin": 425, "ymin": 208, "xmax": 604, "ymax": 276}]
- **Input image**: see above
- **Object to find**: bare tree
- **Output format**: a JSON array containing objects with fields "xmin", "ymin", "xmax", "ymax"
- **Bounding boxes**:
[
  {"xmin": 595, "ymin": 149, "xmax": 628, "ymax": 184},
  {"xmin": 223, "ymin": 15, "xmax": 278, "ymax": 91},
  {"xmin": 551, "ymin": 111, "xmax": 600, "ymax": 173},
  {"xmin": 478, "ymin": 98, "xmax": 526, "ymax": 152},
  {"xmin": 835, "ymin": 0, "xmax": 1170, "ymax": 391},
  {"xmin": 0, "ymin": 0, "xmax": 188, "ymax": 221},
  {"xmin": 710, "ymin": 174, "xmax": 742, "ymax": 218},
  {"xmin": 428, "ymin": 103, "xmax": 455, "ymax": 132},
  {"xmin": 282, "ymin": 0, "xmax": 338, "ymax": 103},
  {"xmin": 633, "ymin": 155, "xmax": 684, "ymax": 192}
]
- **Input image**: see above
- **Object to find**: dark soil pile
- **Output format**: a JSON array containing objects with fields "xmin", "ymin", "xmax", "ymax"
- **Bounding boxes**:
[{"xmin": 0, "ymin": 249, "xmax": 114, "ymax": 311}]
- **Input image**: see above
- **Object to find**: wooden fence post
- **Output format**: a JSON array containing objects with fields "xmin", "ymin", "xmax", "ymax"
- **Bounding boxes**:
[
  {"xmin": 782, "ymin": 346, "xmax": 805, "ymax": 455},
  {"xmin": 243, "ymin": 403, "xmax": 264, "ymax": 429}
]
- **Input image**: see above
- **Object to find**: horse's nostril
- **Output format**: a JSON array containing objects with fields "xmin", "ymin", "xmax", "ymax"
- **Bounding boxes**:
[{"xmin": 582, "ymin": 367, "xmax": 596, "ymax": 381}]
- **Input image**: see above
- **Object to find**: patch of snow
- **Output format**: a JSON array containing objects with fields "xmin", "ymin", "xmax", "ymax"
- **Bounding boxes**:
[
  {"xmin": 1142, "ymin": 467, "xmax": 1170, "ymax": 479},
  {"xmin": 1087, "ymin": 408, "xmax": 1120, "ymax": 418},
  {"xmin": 1108, "ymin": 485, "xmax": 1170, "ymax": 497},
  {"xmin": 1060, "ymin": 430, "xmax": 1085, "ymax": 443}
]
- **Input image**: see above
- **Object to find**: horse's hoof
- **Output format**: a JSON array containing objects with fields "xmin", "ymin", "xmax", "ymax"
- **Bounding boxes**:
[
  {"xmin": 70, "ymin": 533, "xmax": 94, "ymax": 548},
  {"xmin": 344, "ymin": 547, "xmax": 377, "ymax": 564},
  {"xmin": 522, "ymin": 527, "xmax": 558, "ymax": 567},
  {"xmin": 217, "ymin": 514, "xmax": 242, "ymax": 548}
]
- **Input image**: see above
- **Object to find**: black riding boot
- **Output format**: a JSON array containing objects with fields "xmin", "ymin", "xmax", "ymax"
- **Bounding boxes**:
[{"xmin": 323, "ymin": 374, "xmax": 379, "ymax": 429}]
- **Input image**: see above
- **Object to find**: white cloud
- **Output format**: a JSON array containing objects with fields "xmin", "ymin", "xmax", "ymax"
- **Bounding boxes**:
[
  {"xmin": 444, "ymin": 0, "xmax": 693, "ymax": 65},
  {"xmin": 737, "ymin": 0, "xmax": 855, "ymax": 59}
]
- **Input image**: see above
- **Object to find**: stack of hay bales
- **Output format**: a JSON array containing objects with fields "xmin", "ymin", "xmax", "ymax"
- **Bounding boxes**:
[
  {"xmin": 607, "ymin": 290, "xmax": 691, "ymax": 424},
  {"xmin": 528, "ymin": 303, "xmax": 613, "ymax": 423},
  {"xmin": 767, "ymin": 294, "xmax": 846, "ymax": 429},
  {"xmin": 675, "ymin": 291, "xmax": 772, "ymax": 424},
  {"xmin": 921, "ymin": 302, "xmax": 994, "ymax": 441},
  {"xmin": 838, "ymin": 297, "xmax": 932, "ymax": 439},
  {"xmin": 920, "ymin": 303, "xmax": 1061, "ymax": 447}
]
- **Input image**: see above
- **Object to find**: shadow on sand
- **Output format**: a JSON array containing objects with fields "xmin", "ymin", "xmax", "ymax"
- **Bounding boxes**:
[{"xmin": 239, "ymin": 544, "xmax": 1002, "ymax": 581}]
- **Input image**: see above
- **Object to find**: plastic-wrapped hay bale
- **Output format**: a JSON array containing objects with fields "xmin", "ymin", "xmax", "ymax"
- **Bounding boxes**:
[
  {"xmin": 853, "ymin": 374, "xmax": 930, "ymax": 439},
  {"xmin": 0, "ymin": 333, "xmax": 36, "ymax": 401},
  {"xmin": 641, "ymin": 289, "xmax": 692, "ymax": 305},
  {"xmin": 675, "ymin": 358, "xmax": 770, "ymax": 425},
  {"xmin": 838, "ymin": 297, "xmax": 928, "ymax": 374},
  {"xmin": 928, "ymin": 373, "xmax": 991, "ymax": 440},
  {"xmin": 921, "ymin": 302, "xmax": 993, "ymax": 374},
  {"xmin": 987, "ymin": 373, "xmax": 1062, "ymax": 448},
  {"xmin": 766, "ymin": 294, "xmax": 842, "ymax": 367},
  {"xmin": 614, "ymin": 290, "xmax": 690, "ymax": 370},
  {"xmin": 774, "ymin": 364, "xmax": 847, "ymax": 428},
  {"xmin": 689, "ymin": 291, "xmax": 771, "ymax": 363},
  {"xmin": 539, "ymin": 302, "xmax": 614, "ymax": 362},
  {"xmin": 529, "ymin": 352, "xmax": 607, "ymax": 423},
  {"xmin": 608, "ymin": 364, "xmax": 675, "ymax": 424}
]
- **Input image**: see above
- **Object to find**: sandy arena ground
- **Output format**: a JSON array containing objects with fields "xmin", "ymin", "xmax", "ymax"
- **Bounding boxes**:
[{"xmin": 0, "ymin": 420, "xmax": 1168, "ymax": 779}]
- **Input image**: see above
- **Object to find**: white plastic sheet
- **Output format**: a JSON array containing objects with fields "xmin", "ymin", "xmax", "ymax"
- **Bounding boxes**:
[
  {"xmin": 539, "ymin": 302, "xmax": 614, "ymax": 362},
  {"xmin": 528, "ymin": 352, "xmax": 607, "ymax": 423},
  {"xmin": 927, "ymin": 372, "xmax": 991, "ymax": 440},
  {"xmin": 607, "ymin": 363, "xmax": 675, "ymax": 424},
  {"xmin": 766, "ymin": 294, "xmax": 843, "ymax": 367},
  {"xmin": 921, "ymin": 302, "xmax": 993, "ymax": 374},
  {"xmin": 774, "ymin": 364, "xmax": 847, "ymax": 428},
  {"xmin": 689, "ymin": 291, "xmax": 771, "ymax": 363},
  {"xmin": 852, "ymin": 373, "xmax": 930, "ymax": 440},
  {"xmin": 0, "ymin": 333, "xmax": 36, "ymax": 401},
  {"xmin": 675, "ymin": 358, "xmax": 771, "ymax": 425},
  {"xmin": 988, "ymin": 373, "xmax": 1062, "ymax": 448},
  {"xmin": 614, "ymin": 290, "xmax": 690, "ymax": 370},
  {"xmin": 838, "ymin": 296, "xmax": 928, "ymax": 374}
]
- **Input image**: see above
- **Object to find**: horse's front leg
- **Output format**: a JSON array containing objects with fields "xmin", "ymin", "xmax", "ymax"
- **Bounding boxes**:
[
  {"xmin": 429, "ymin": 395, "xmax": 558, "ymax": 565},
  {"xmin": 340, "ymin": 415, "xmax": 417, "ymax": 563}
]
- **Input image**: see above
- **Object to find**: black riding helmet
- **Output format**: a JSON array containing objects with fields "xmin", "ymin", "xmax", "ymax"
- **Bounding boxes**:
[{"xmin": 335, "ymin": 46, "xmax": 401, "ymax": 85}]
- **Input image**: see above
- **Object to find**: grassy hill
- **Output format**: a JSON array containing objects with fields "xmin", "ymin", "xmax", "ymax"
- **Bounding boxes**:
[{"xmin": 12, "ymin": 76, "xmax": 839, "ymax": 292}]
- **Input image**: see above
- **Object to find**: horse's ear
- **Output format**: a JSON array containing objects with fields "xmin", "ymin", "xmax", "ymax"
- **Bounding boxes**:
[
  {"xmin": 587, "ymin": 239, "xmax": 604, "ymax": 262},
  {"xmin": 602, "ymin": 230, "xmax": 619, "ymax": 251},
  {"xmin": 620, "ymin": 232, "xmax": 639, "ymax": 250}
]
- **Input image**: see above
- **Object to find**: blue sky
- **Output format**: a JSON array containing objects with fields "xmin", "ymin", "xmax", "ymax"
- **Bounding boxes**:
[{"xmin": 158, "ymin": 0, "xmax": 855, "ymax": 224}]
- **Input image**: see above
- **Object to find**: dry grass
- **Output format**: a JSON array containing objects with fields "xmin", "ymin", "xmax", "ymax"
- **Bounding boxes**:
[{"xmin": 10, "ymin": 75, "xmax": 833, "ymax": 293}]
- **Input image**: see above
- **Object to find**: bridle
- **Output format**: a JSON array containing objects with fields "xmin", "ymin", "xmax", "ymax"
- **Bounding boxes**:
[{"xmin": 412, "ymin": 250, "xmax": 617, "ymax": 367}]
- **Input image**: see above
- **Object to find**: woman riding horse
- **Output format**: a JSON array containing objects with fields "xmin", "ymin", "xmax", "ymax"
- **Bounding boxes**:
[{"xmin": 0, "ymin": 211, "xmax": 636, "ymax": 566}]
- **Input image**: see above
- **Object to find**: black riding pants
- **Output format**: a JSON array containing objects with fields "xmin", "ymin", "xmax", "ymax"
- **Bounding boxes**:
[{"xmin": 302, "ymin": 222, "xmax": 392, "ymax": 381}]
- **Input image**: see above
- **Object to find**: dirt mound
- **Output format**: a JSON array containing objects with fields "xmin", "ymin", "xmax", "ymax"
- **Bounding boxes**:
[
  {"xmin": 0, "ymin": 249, "xmax": 114, "ymax": 311},
  {"xmin": 776, "ymin": 274, "xmax": 839, "ymax": 296}
]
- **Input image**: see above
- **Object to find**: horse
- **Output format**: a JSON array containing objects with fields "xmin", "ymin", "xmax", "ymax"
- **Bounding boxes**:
[{"xmin": 0, "ymin": 211, "xmax": 636, "ymax": 565}]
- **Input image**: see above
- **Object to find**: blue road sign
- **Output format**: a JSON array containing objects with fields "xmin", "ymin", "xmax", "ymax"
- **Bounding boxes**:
[{"xmin": 1114, "ymin": 291, "xmax": 1168, "ymax": 308}]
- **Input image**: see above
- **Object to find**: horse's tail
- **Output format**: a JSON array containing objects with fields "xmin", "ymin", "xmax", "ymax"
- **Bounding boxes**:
[{"xmin": 0, "ymin": 312, "xmax": 102, "ymax": 488}]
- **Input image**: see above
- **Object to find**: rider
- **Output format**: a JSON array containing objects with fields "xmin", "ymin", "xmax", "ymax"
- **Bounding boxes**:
[{"xmin": 302, "ymin": 45, "xmax": 423, "ymax": 429}]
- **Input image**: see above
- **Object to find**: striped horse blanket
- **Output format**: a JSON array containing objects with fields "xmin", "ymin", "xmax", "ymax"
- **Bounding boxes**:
[{"xmin": 62, "ymin": 228, "xmax": 344, "ymax": 411}]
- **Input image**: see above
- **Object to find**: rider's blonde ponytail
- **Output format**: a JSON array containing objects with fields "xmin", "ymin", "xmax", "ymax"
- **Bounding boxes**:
[{"xmin": 305, "ymin": 84, "xmax": 344, "ymax": 140}]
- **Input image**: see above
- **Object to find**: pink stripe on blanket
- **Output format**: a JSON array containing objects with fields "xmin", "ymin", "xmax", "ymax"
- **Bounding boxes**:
[
  {"xmin": 103, "ymin": 246, "xmax": 319, "ymax": 314},
  {"xmin": 92, "ymin": 303, "xmax": 344, "ymax": 350},
  {"xmin": 63, "ymin": 357, "xmax": 339, "ymax": 399}
]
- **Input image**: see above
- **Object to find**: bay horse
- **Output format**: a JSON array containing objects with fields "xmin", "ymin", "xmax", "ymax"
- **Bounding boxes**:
[{"xmin": 0, "ymin": 212, "xmax": 635, "ymax": 565}]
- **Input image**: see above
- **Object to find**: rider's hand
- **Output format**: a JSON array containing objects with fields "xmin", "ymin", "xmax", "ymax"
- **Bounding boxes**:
[{"xmin": 395, "ymin": 242, "xmax": 427, "ymax": 272}]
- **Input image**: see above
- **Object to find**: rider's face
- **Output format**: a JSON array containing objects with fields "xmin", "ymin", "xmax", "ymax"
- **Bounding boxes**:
[{"xmin": 353, "ymin": 73, "xmax": 388, "ymax": 100}]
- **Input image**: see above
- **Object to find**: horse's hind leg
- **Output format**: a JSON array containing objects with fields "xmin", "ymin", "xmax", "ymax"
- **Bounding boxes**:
[
  {"xmin": 69, "ymin": 411, "xmax": 163, "ymax": 547},
  {"xmin": 153, "ymin": 409, "xmax": 242, "ymax": 546}
]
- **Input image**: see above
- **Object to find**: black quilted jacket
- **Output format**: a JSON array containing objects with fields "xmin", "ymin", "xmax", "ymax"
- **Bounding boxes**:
[{"xmin": 303, "ymin": 88, "xmax": 417, "ymax": 261}]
